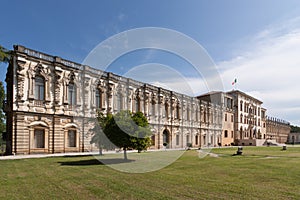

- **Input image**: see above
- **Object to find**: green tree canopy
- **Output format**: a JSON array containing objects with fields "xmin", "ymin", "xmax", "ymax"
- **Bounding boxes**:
[
  {"xmin": 0, "ymin": 46, "xmax": 11, "ymax": 63},
  {"xmin": 102, "ymin": 110, "xmax": 152, "ymax": 160},
  {"xmin": 89, "ymin": 112, "xmax": 115, "ymax": 155},
  {"xmin": 290, "ymin": 125, "xmax": 300, "ymax": 133},
  {"xmin": 0, "ymin": 81, "xmax": 5, "ymax": 134}
]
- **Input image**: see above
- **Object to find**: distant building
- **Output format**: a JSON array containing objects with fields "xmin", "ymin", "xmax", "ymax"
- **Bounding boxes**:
[
  {"xmin": 266, "ymin": 117, "xmax": 291, "ymax": 143},
  {"xmin": 287, "ymin": 132, "xmax": 300, "ymax": 144},
  {"xmin": 3, "ymin": 45, "xmax": 291, "ymax": 155}
]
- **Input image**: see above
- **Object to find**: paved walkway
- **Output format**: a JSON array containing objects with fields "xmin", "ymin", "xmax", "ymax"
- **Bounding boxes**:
[
  {"xmin": 0, "ymin": 152, "xmax": 101, "ymax": 160},
  {"xmin": 0, "ymin": 148, "xmax": 188, "ymax": 160}
]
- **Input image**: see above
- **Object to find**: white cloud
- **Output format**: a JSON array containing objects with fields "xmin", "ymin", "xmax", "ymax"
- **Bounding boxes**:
[{"xmin": 217, "ymin": 17, "xmax": 300, "ymax": 125}]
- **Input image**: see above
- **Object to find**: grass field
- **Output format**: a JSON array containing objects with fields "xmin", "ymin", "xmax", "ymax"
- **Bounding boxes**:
[{"xmin": 0, "ymin": 146, "xmax": 299, "ymax": 199}]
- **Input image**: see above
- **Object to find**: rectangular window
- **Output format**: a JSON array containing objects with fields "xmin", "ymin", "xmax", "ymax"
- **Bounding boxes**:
[
  {"xmin": 225, "ymin": 113, "xmax": 227, "ymax": 121},
  {"xmin": 151, "ymin": 135, "xmax": 155, "ymax": 145},
  {"xmin": 35, "ymin": 76, "xmax": 45, "ymax": 100},
  {"xmin": 186, "ymin": 135, "xmax": 190, "ymax": 145},
  {"xmin": 231, "ymin": 115, "xmax": 233, "ymax": 122},
  {"xmin": 135, "ymin": 99, "xmax": 140, "ymax": 112},
  {"xmin": 261, "ymin": 111, "xmax": 265, "ymax": 118},
  {"xmin": 227, "ymin": 98, "xmax": 232, "ymax": 109},
  {"xmin": 224, "ymin": 130, "xmax": 228, "ymax": 138},
  {"xmin": 117, "ymin": 95, "xmax": 122, "ymax": 111},
  {"xmin": 195, "ymin": 135, "xmax": 198, "ymax": 145},
  {"xmin": 34, "ymin": 129, "xmax": 45, "ymax": 148},
  {"xmin": 231, "ymin": 131, "xmax": 234, "ymax": 138},
  {"xmin": 68, "ymin": 83, "xmax": 76, "ymax": 105},
  {"xmin": 68, "ymin": 130, "xmax": 76, "ymax": 147},
  {"xmin": 152, "ymin": 103, "xmax": 156, "ymax": 117},
  {"xmin": 95, "ymin": 90, "xmax": 101, "ymax": 109},
  {"xmin": 176, "ymin": 135, "xmax": 179, "ymax": 146}
]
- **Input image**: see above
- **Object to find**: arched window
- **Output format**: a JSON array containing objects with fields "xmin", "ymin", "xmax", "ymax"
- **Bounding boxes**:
[
  {"xmin": 35, "ymin": 76, "xmax": 45, "ymax": 100},
  {"xmin": 68, "ymin": 83, "xmax": 76, "ymax": 105}
]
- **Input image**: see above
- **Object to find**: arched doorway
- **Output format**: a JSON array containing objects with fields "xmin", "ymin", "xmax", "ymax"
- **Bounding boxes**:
[{"xmin": 163, "ymin": 129, "xmax": 170, "ymax": 147}]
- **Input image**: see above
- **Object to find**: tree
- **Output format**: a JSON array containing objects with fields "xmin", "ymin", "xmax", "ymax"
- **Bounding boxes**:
[
  {"xmin": 0, "ymin": 45, "xmax": 9, "ymax": 154},
  {"xmin": 0, "ymin": 45, "xmax": 11, "ymax": 63},
  {"xmin": 89, "ymin": 112, "xmax": 115, "ymax": 155},
  {"xmin": 0, "ymin": 81, "xmax": 5, "ymax": 139},
  {"xmin": 131, "ymin": 112, "xmax": 152, "ymax": 153},
  {"xmin": 103, "ymin": 110, "xmax": 152, "ymax": 160},
  {"xmin": 0, "ymin": 45, "xmax": 9, "ymax": 134},
  {"xmin": 290, "ymin": 125, "xmax": 300, "ymax": 133}
]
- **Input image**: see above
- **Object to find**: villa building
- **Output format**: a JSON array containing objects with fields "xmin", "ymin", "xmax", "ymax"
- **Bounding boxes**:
[{"xmin": 3, "ymin": 45, "xmax": 290, "ymax": 155}]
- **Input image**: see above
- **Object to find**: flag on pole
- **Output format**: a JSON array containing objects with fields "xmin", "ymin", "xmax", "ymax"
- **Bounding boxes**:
[{"xmin": 232, "ymin": 78, "xmax": 237, "ymax": 85}]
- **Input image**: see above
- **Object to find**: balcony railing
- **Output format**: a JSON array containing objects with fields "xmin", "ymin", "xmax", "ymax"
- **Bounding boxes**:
[{"xmin": 34, "ymin": 100, "xmax": 45, "ymax": 107}]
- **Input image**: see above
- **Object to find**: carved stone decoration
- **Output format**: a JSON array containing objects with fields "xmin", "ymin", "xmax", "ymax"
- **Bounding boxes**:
[
  {"xmin": 158, "ymin": 93, "xmax": 164, "ymax": 105},
  {"xmin": 106, "ymin": 82, "xmax": 114, "ymax": 112},
  {"xmin": 151, "ymin": 92, "xmax": 157, "ymax": 104},
  {"xmin": 54, "ymin": 69, "xmax": 63, "ymax": 104},
  {"xmin": 84, "ymin": 78, "xmax": 90, "ymax": 109},
  {"xmin": 27, "ymin": 62, "xmax": 35, "ymax": 99},
  {"xmin": 68, "ymin": 71, "xmax": 76, "ymax": 83},
  {"xmin": 34, "ymin": 63, "xmax": 49, "ymax": 81},
  {"xmin": 16, "ymin": 60, "xmax": 27, "ymax": 101},
  {"xmin": 135, "ymin": 89, "xmax": 141, "ymax": 101}
]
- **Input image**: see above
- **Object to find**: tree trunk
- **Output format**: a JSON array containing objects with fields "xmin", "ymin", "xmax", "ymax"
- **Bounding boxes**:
[
  {"xmin": 99, "ymin": 147, "xmax": 103, "ymax": 156},
  {"xmin": 123, "ymin": 147, "xmax": 128, "ymax": 160},
  {"xmin": 98, "ymin": 142, "xmax": 103, "ymax": 156}
]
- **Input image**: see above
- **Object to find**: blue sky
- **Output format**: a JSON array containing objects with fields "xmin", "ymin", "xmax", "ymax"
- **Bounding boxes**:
[{"xmin": 1, "ymin": 0, "xmax": 300, "ymax": 125}]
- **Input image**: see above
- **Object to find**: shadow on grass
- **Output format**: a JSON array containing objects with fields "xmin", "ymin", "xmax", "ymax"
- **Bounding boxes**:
[{"xmin": 59, "ymin": 158, "xmax": 135, "ymax": 166}]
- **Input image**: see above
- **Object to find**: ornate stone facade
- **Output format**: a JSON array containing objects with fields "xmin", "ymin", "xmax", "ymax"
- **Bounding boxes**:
[
  {"xmin": 227, "ymin": 90, "xmax": 267, "ymax": 146},
  {"xmin": 4, "ymin": 45, "xmax": 290, "ymax": 155}
]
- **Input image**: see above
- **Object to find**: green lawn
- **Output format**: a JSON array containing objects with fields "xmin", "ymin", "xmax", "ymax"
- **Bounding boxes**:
[{"xmin": 0, "ymin": 147, "xmax": 299, "ymax": 199}]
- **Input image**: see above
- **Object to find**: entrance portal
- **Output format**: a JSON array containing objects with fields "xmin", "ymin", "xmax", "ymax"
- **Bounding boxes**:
[{"xmin": 163, "ymin": 129, "xmax": 170, "ymax": 147}]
